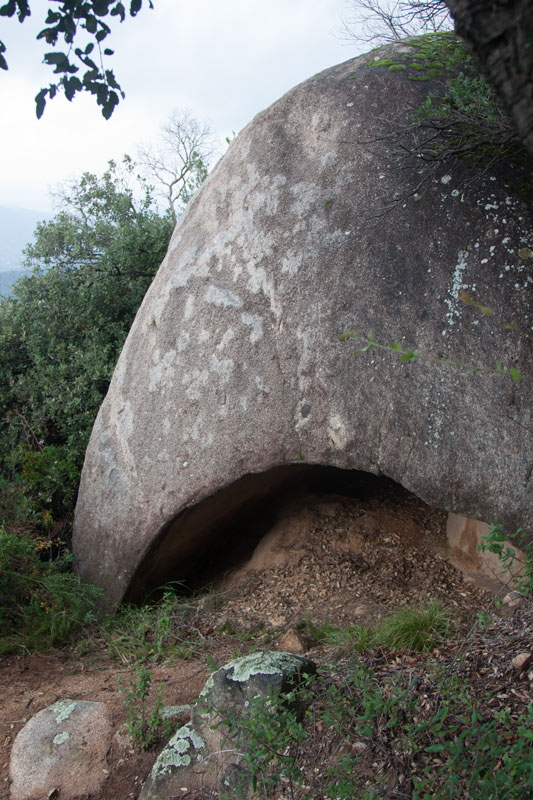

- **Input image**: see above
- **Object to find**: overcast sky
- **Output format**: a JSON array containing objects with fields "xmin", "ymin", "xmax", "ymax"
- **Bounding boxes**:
[{"xmin": 1, "ymin": 0, "xmax": 365, "ymax": 212}]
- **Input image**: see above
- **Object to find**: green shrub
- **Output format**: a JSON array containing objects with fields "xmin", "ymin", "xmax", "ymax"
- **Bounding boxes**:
[
  {"xmin": 0, "ymin": 158, "xmax": 174, "ymax": 547},
  {"xmin": 0, "ymin": 526, "xmax": 102, "ymax": 653}
]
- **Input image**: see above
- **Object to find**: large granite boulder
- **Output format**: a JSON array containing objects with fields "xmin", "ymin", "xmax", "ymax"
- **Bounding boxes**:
[{"xmin": 73, "ymin": 39, "xmax": 532, "ymax": 609}]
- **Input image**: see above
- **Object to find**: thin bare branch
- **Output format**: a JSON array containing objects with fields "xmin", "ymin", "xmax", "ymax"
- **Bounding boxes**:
[
  {"xmin": 339, "ymin": 0, "xmax": 452, "ymax": 45},
  {"xmin": 137, "ymin": 109, "xmax": 215, "ymax": 219}
]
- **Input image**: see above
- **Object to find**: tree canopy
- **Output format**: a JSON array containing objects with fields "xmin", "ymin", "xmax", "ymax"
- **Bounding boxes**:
[
  {"xmin": 0, "ymin": 157, "xmax": 174, "ymax": 534},
  {"xmin": 0, "ymin": 0, "xmax": 153, "ymax": 118}
]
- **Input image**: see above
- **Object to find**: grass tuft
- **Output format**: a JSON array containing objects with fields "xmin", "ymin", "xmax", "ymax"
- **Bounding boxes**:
[
  {"xmin": 97, "ymin": 588, "xmax": 208, "ymax": 664},
  {"xmin": 302, "ymin": 601, "xmax": 453, "ymax": 655},
  {"xmin": 375, "ymin": 600, "xmax": 452, "ymax": 651}
]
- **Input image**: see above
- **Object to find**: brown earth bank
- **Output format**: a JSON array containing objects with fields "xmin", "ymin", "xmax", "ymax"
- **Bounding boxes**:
[{"xmin": 1, "ymin": 483, "xmax": 530, "ymax": 800}]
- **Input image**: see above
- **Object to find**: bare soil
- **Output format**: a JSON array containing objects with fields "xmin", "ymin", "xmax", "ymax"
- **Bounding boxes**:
[{"xmin": 1, "ymin": 483, "xmax": 529, "ymax": 800}]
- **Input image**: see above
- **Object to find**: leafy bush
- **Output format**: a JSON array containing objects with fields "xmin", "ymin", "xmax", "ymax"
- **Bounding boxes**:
[
  {"xmin": 0, "ymin": 526, "xmax": 102, "ymax": 653},
  {"xmin": 0, "ymin": 157, "xmax": 174, "ymax": 543},
  {"xmin": 480, "ymin": 522, "xmax": 533, "ymax": 595}
]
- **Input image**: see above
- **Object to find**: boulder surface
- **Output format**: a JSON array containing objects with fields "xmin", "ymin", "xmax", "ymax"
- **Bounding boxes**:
[
  {"xmin": 73, "ymin": 39, "xmax": 532, "ymax": 608},
  {"xmin": 9, "ymin": 700, "xmax": 112, "ymax": 800}
]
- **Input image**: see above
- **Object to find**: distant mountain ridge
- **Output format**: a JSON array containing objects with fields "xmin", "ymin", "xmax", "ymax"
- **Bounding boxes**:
[
  {"xmin": 0, "ymin": 269, "xmax": 27, "ymax": 296},
  {"xmin": 0, "ymin": 205, "xmax": 51, "ymax": 295}
]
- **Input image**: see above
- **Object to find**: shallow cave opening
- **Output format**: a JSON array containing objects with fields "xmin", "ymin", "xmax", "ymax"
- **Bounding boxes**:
[{"xmin": 123, "ymin": 464, "xmax": 441, "ymax": 605}]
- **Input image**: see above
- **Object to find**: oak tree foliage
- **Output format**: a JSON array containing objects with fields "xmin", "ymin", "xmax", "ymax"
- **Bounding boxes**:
[
  {"xmin": 0, "ymin": 157, "xmax": 174, "ymax": 532},
  {"xmin": 0, "ymin": 0, "xmax": 153, "ymax": 118}
]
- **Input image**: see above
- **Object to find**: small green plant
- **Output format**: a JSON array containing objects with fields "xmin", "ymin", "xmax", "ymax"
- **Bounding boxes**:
[
  {"xmin": 476, "ymin": 610, "xmax": 492, "ymax": 628},
  {"xmin": 375, "ymin": 600, "xmax": 452, "ymax": 651},
  {"xmin": 479, "ymin": 522, "xmax": 533, "ymax": 594},
  {"xmin": 117, "ymin": 664, "xmax": 172, "ymax": 750},
  {"xmin": 340, "ymin": 329, "xmax": 525, "ymax": 383},
  {"xmin": 410, "ymin": 695, "xmax": 533, "ymax": 799}
]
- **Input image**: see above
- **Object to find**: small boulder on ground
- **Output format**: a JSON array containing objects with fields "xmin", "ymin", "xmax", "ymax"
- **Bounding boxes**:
[
  {"xmin": 511, "ymin": 652, "xmax": 533, "ymax": 674},
  {"xmin": 277, "ymin": 628, "xmax": 311, "ymax": 654},
  {"xmin": 9, "ymin": 699, "xmax": 113, "ymax": 800},
  {"xmin": 140, "ymin": 651, "xmax": 316, "ymax": 799}
]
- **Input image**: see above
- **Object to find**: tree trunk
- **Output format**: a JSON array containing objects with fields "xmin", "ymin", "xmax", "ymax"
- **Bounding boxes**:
[{"xmin": 445, "ymin": 0, "xmax": 533, "ymax": 156}]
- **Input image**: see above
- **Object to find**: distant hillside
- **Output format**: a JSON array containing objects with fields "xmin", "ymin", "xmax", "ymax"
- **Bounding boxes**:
[
  {"xmin": 0, "ymin": 205, "xmax": 51, "ymax": 296},
  {"xmin": 0, "ymin": 205, "xmax": 51, "ymax": 271},
  {"xmin": 0, "ymin": 268, "xmax": 26, "ymax": 297}
]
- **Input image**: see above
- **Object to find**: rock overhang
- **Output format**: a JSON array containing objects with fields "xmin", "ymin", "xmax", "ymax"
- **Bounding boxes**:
[{"xmin": 73, "ymin": 39, "xmax": 533, "ymax": 610}]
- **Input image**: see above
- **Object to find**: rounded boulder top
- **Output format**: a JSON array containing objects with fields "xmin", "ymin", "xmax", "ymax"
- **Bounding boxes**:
[{"xmin": 73, "ymin": 38, "xmax": 532, "ymax": 610}]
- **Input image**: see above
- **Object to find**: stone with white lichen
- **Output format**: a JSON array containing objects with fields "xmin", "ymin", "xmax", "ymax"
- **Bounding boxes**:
[
  {"xmin": 9, "ymin": 700, "xmax": 113, "ymax": 800},
  {"xmin": 139, "ymin": 651, "xmax": 316, "ymax": 799}
]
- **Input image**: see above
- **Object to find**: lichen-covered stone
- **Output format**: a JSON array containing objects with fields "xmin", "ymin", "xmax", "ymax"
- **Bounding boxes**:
[
  {"xmin": 73, "ymin": 40, "xmax": 532, "ymax": 609},
  {"xmin": 139, "ymin": 651, "xmax": 316, "ymax": 799},
  {"xmin": 9, "ymin": 700, "xmax": 112, "ymax": 800},
  {"xmin": 198, "ymin": 650, "xmax": 316, "ymax": 707},
  {"xmin": 139, "ymin": 724, "xmax": 207, "ymax": 800}
]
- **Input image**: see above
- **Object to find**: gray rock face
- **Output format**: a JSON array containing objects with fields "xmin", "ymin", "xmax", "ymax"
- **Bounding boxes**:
[
  {"xmin": 9, "ymin": 700, "xmax": 112, "ymax": 800},
  {"xmin": 140, "ymin": 651, "xmax": 315, "ymax": 799},
  {"xmin": 73, "ymin": 40, "xmax": 532, "ymax": 608}
]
